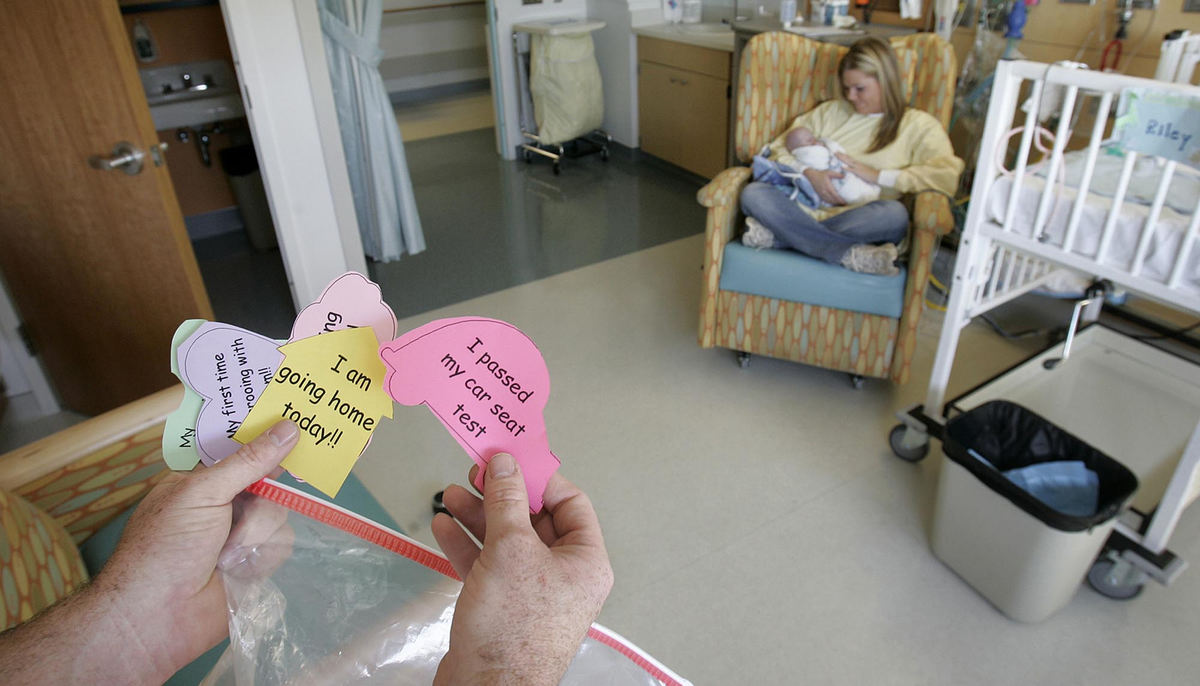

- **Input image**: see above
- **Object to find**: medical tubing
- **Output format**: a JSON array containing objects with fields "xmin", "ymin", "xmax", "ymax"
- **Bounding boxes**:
[{"xmin": 1117, "ymin": 8, "xmax": 1157, "ymax": 74}]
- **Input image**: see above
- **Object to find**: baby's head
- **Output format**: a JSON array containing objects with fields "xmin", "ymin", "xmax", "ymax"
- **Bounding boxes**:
[{"xmin": 785, "ymin": 126, "xmax": 818, "ymax": 151}]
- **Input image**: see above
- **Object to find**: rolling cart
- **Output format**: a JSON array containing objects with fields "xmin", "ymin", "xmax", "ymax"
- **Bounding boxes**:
[
  {"xmin": 891, "ymin": 321, "xmax": 1200, "ymax": 602},
  {"xmin": 511, "ymin": 19, "xmax": 610, "ymax": 174}
]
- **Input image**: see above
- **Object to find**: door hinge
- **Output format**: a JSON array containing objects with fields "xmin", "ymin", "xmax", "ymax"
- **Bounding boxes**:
[{"xmin": 17, "ymin": 324, "xmax": 36, "ymax": 357}]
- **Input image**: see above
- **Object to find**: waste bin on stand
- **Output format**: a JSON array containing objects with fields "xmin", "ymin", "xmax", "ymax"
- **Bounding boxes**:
[
  {"xmin": 931, "ymin": 400, "xmax": 1139, "ymax": 622},
  {"xmin": 219, "ymin": 144, "xmax": 277, "ymax": 252}
]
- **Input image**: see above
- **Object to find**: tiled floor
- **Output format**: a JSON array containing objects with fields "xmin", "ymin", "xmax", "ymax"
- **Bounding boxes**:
[{"xmin": 354, "ymin": 234, "xmax": 1200, "ymax": 684}]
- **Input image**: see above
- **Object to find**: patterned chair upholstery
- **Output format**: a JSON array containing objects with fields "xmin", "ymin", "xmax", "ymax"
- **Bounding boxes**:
[
  {"xmin": 0, "ymin": 386, "xmax": 177, "ymax": 629},
  {"xmin": 697, "ymin": 32, "xmax": 957, "ymax": 383}
]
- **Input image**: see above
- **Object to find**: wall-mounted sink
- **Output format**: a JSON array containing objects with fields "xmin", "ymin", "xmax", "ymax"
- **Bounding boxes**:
[{"xmin": 139, "ymin": 60, "xmax": 244, "ymax": 130}]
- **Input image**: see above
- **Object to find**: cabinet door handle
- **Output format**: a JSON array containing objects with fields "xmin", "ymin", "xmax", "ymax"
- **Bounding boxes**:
[{"xmin": 668, "ymin": 76, "xmax": 689, "ymax": 86}]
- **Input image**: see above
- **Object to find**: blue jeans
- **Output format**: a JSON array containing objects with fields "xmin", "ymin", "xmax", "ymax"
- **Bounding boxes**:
[{"xmin": 739, "ymin": 182, "xmax": 909, "ymax": 264}]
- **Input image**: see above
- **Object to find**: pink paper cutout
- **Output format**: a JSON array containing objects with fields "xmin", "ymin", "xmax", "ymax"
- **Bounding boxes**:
[
  {"xmin": 178, "ymin": 322, "xmax": 283, "ymax": 466},
  {"xmin": 379, "ymin": 317, "xmax": 560, "ymax": 512},
  {"xmin": 290, "ymin": 271, "xmax": 398, "ymax": 344}
]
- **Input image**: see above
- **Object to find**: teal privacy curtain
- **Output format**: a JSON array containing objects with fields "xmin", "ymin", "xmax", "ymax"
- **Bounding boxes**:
[{"xmin": 320, "ymin": 0, "xmax": 425, "ymax": 262}]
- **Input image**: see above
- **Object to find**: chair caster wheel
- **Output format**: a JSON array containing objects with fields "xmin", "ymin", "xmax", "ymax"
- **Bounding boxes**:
[
  {"xmin": 432, "ymin": 490, "xmax": 450, "ymax": 516},
  {"xmin": 736, "ymin": 352, "xmax": 751, "ymax": 368},
  {"xmin": 849, "ymin": 374, "xmax": 864, "ymax": 389}
]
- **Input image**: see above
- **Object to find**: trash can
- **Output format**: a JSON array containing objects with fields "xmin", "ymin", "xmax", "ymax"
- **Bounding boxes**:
[
  {"xmin": 219, "ymin": 144, "xmax": 277, "ymax": 252},
  {"xmin": 931, "ymin": 400, "xmax": 1139, "ymax": 622}
]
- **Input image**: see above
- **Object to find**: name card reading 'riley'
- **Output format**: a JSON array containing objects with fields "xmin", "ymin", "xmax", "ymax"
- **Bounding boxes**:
[
  {"xmin": 379, "ymin": 317, "xmax": 560, "ymax": 513},
  {"xmin": 1117, "ymin": 87, "xmax": 1200, "ymax": 169}
]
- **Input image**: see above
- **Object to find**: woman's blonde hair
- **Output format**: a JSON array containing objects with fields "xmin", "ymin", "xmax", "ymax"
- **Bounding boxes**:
[{"xmin": 839, "ymin": 37, "xmax": 907, "ymax": 153}]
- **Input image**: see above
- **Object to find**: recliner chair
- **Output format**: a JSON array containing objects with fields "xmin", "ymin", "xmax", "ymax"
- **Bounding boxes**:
[{"xmin": 697, "ymin": 32, "xmax": 957, "ymax": 385}]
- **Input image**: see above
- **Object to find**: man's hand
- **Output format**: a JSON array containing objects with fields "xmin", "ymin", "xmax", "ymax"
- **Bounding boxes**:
[
  {"xmin": 805, "ymin": 167, "xmax": 847, "ymax": 205},
  {"xmin": 431, "ymin": 454, "xmax": 614, "ymax": 685},
  {"xmin": 0, "ymin": 420, "xmax": 299, "ymax": 685}
]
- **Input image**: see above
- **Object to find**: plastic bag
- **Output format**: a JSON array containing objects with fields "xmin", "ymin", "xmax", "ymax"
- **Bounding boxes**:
[{"xmin": 205, "ymin": 480, "xmax": 690, "ymax": 685}]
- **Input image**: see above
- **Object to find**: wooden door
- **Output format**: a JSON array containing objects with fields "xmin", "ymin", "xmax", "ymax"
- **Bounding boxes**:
[{"xmin": 0, "ymin": 3, "xmax": 213, "ymax": 415}]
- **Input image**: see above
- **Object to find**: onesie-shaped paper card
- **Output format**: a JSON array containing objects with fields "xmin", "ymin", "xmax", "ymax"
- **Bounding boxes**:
[
  {"xmin": 169, "ymin": 321, "xmax": 283, "ymax": 467},
  {"xmin": 378, "ymin": 317, "xmax": 560, "ymax": 513},
  {"xmin": 235, "ymin": 326, "xmax": 393, "ymax": 497},
  {"xmin": 290, "ymin": 271, "xmax": 398, "ymax": 344}
]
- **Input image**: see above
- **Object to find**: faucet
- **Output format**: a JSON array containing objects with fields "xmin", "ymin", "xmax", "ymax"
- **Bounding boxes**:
[{"xmin": 184, "ymin": 122, "xmax": 222, "ymax": 167}]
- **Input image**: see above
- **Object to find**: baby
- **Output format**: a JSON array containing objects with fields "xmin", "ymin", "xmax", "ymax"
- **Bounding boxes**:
[{"xmin": 784, "ymin": 126, "xmax": 880, "ymax": 206}]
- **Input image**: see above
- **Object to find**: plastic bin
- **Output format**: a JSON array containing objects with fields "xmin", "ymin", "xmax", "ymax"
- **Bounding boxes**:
[
  {"xmin": 931, "ymin": 400, "xmax": 1139, "ymax": 622},
  {"xmin": 219, "ymin": 144, "xmax": 277, "ymax": 252}
]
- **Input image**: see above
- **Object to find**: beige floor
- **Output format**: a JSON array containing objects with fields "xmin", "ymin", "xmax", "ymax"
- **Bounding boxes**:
[
  {"xmin": 395, "ymin": 91, "xmax": 493, "ymax": 143},
  {"xmin": 355, "ymin": 235, "xmax": 1200, "ymax": 684}
]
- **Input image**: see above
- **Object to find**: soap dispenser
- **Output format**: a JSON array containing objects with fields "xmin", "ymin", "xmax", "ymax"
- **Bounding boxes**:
[{"xmin": 131, "ymin": 19, "xmax": 158, "ymax": 63}]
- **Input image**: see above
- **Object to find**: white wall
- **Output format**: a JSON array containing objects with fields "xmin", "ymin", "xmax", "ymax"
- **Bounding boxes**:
[
  {"xmin": 586, "ymin": 0, "xmax": 645, "ymax": 148},
  {"xmin": 379, "ymin": 1, "xmax": 490, "ymax": 94}
]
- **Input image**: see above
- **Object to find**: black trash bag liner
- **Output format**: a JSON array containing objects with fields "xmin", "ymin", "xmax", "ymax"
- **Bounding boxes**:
[{"xmin": 943, "ymin": 400, "xmax": 1139, "ymax": 532}]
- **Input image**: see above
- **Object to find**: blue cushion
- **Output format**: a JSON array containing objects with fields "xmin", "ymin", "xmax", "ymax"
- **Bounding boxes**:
[
  {"xmin": 719, "ymin": 242, "xmax": 907, "ymax": 319},
  {"xmin": 76, "ymin": 472, "xmax": 403, "ymax": 686}
]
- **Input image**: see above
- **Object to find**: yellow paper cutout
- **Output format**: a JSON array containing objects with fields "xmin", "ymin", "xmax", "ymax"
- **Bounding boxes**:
[{"xmin": 235, "ymin": 326, "xmax": 394, "ymax": 497}]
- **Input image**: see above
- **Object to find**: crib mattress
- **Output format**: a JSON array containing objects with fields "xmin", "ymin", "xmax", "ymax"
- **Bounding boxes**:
[{"xmin": 985, "ymin": 155, "xmax": 1200, "ymax": 296}]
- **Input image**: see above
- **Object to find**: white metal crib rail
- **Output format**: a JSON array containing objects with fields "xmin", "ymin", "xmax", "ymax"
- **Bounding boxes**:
[
  {"xmin": 959, "ymin": 60, "xmax": 1200, "ymax": 319},
  {"xmin": 925, "ymin": 60, "xmax": 1200, "ymax": 424}
]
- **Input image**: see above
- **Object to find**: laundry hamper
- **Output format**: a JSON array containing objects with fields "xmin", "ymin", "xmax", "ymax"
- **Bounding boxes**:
[
  {"xmin": 931, "ymin": 400, "xmax": 1139, "ymax": 622},
  {"xmin": 512, "ymin": 20, "xmax": 609, "ymax": 172}
]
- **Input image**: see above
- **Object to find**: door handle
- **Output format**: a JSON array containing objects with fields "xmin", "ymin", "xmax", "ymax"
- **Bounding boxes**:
[{"xmin": 88, "ymin": 141, "xmax": 145, "ymax": 175}]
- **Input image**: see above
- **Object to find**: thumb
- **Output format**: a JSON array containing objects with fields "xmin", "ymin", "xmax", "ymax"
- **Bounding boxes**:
[
  {"xmin": 482, "ymin": 453, "xmax": 533, "ymax": 537},
  {"xmin": 194, "ymin": 420, "xmax": 299, "ymax": 504}
]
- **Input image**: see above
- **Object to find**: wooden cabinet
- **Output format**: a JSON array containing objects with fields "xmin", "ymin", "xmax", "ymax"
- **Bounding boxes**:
[{"xmin": 637, "ymin": 37, "xmax": 730, "ymax": 179}]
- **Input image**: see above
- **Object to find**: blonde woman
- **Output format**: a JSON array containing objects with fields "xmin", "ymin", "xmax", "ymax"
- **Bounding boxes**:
[{"xmin": 740, "ymin": 36, "xmax": 963, "ymax": 275}]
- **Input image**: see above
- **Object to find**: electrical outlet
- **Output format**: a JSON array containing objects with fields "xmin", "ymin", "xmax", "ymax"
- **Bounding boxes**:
[{"xmin": 1184, "ymin": 0, "xmax": 1200, "ymax": 12}]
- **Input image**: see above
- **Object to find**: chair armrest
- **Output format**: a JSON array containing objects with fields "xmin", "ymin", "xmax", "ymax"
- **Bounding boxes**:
[
  {"xmin": 698, "ymin": 167, "xmax": 752, "ymax": 348},
  {"xmin": 0, "ymin": 385, "xmax": 181, "ymax": 491},
  {"xmin": 1, "ymin": 386, "xmax": 181, "ymax": 543},
  {"xmin": 911, "ymin": 191, "xmax": 955, "ymax": 237},
  {"xmin": 698, "ymin": 166, "xmax": 752, "ymax": 209},
  {"xmin": 891, "ymin": 192, "xmax": 953, "ymax": 383}
]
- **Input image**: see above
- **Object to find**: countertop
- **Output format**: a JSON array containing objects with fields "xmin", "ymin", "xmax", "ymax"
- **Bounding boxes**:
[
  {"xmin": 732, "ymin": 17, "xmax": 916, "ymax": 46},
  {"xmin": 632, "ymin": 22, "xmax": 735, "ymax": 53}
]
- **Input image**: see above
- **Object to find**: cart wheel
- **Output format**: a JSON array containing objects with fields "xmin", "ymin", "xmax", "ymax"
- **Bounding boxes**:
[
  {"xmin": 849, "ymin": 374, "xmax": 864, "ymax": 390},
  {"xmin": 1087, "ymin": 557, "xmax": 1145, "ymax": 600},
  {"xmin": 522, "ymin": 149, "xmax": 532, "ymax": 163},
  {"xmin": 889, "ymin": 424, "xmax": 929, "ymax": 462},
  {"xmin": 601, "ymin": 146, "xmax": 610, "ymax": 161},
  {"xmin": 553, "ymin": 161, "xmax": 561, "ymax": 175},
  {"xmin": 736, "ymin": 351, "xmax": 751, "ymax": 368}
]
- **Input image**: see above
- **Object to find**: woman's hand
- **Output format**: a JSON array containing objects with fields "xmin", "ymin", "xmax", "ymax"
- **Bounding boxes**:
[
  {"xmin": 804, "ymin": 168, "xmax": 846, "ymax": 206},
  {"xmin": 835, "ymin": 153, "xmax": 880, "ymax": 184}
]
